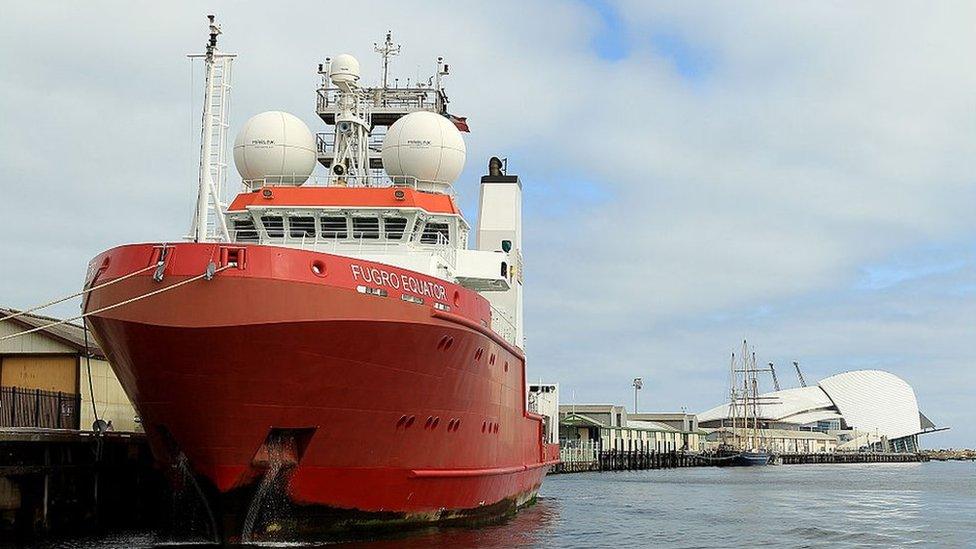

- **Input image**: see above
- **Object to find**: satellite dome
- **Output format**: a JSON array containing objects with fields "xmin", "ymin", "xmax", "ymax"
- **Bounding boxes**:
[
  {"xmin": 233, "ymin": 111, "xmax": 316, "ymax": 188},
  {"xmin": 329, "ymin": 54, "xmax": 360, "ymax": 86},
  {"xmin": 382, "ymin": 111, "xmax": 466, "ymax": 192}
]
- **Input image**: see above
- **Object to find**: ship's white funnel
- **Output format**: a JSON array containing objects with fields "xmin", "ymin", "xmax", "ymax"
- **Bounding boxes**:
[{"xmin": 476, "ymin": 165, "xmax": 523, "ymax": 347}]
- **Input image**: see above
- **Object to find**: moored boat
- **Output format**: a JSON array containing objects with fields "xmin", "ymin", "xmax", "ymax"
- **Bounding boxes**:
[{"xmin": 83, "ymin": 17, "xmax": 558, "ymax": 543}]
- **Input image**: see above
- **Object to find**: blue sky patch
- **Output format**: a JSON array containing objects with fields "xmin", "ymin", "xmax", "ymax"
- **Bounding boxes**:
[
  {"xmin": 580, "ymin": 0, "xmax": 629, "ymax": 61},
  {"xmin": 650, "ymin": 29, "xmax": 714, "ymax": 83}
]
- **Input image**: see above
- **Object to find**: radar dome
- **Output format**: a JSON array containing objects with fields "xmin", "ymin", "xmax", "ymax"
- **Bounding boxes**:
[
  {"xmin": 233, "ymin": 111, "xmax": 316, "ymax": 188},
  {"xmin": 382, "ymin": 111, "xmax": 466, "ymax": 192},
  {"xmin": 329, "ymin": 54, "xmax": 360, "ymax": 86}
]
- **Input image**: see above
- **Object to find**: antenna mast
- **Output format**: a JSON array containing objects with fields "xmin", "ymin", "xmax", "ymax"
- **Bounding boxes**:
[
  {"xmin": 189, "ymin": 15, "xmax": 235, "ymax": 242},
  {"xmin": 374, "ymin": 31, "xmax": 400, "ymax": 90}
]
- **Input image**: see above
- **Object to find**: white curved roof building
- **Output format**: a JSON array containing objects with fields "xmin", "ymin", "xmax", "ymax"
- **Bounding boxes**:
[{"xmin": 699, "ymin": 370, "xmax": 937, "ymax": 449}]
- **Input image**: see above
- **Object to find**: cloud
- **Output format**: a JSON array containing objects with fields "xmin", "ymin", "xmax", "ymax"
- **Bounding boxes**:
[{"xmin": 0, "ymin": 1, "xmax": 973, "ymax": 447}]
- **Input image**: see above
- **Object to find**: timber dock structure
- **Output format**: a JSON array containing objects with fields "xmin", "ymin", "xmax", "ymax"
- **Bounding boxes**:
[{"xmin": 552, "ymin": 449, "xmax": 929, "ymax": 474}]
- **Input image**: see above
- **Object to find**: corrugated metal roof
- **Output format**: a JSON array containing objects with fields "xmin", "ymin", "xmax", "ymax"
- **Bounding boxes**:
[
  {"xmin": 627, "ymin": 420, "xmax": 680, "ymax": 432},
  {"xmin": 698, "ymin": 385, "xmax": 835, "ymax": 423},
  {"xmin": 0, "ymin": 308, "xmax": 104, "ymax": 358},
  {"xmin": 818, "ymin": 370, "xmax": 922, "ymax": 440}
]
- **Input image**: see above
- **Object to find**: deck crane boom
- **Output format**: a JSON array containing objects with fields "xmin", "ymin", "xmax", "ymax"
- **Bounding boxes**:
[
  {"xmin": 793, "ymin": 360, "xmax": 807, "ymax": 387},
  {"xmin": 768, "ymin": 362, "xmax": 781, "ymax": 392}
]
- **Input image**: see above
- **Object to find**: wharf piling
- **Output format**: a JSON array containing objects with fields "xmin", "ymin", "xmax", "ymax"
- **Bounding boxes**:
[
  {"xmin": 0, "ymin": 428, "xmax": 164, "ymax": 540},
  {"xmin": 551, "ymin": 449, "xmax": 929, "ymax": 474}
]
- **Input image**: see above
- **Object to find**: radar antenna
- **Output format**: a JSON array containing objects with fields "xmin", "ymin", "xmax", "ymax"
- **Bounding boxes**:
[
  {"xmin": 374, "ymin": 31, "xmax": 401, "ymax": 90},
  {"xmin": 188, "ymin": 14, "xmax": 235, "ymax": 242}
]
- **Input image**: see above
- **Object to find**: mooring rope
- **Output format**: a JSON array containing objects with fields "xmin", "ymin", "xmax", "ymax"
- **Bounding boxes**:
[
  {"xmin": 0, "ymin": 264, "xmax": 231, "ymax": 343},
  {"xmin": 0, "ymin": 263, "xmax": 158, "ymax": 324}
]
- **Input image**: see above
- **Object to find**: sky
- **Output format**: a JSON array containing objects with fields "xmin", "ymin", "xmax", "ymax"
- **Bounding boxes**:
[{"xmin": 1, "ymin": 2, "xmax": 973, "ymax": 448}]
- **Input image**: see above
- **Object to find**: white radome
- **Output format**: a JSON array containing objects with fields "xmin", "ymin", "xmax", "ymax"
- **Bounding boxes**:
[
  {"xmin": 382, "ymin": 111, "xmax": 466, "ymax": 191},
  {"xmin": 233, "ymin": 111, "xmax": 316, "ymax": 187},
  {"xmin": 329, "ymin": 54, "xmax": 361, "ymax": 86}
]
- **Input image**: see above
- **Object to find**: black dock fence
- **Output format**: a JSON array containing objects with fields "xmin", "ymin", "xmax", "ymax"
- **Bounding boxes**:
[{"xmin": 0, "ymin": 386, "xmax": 81, "ymax": 430}]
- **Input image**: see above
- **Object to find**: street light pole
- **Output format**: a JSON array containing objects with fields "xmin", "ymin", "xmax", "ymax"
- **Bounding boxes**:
[{"xmin": 633, "ymin": 377, "xmax": 643, "ymax": 413}]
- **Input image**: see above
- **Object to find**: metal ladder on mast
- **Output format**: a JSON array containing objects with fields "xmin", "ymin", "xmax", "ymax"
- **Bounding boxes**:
[{"xmin": 204, "ymin": 55, "xmax": 233, "ymax": 239}]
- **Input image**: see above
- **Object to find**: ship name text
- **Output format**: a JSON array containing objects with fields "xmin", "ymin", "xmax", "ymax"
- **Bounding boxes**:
[{"xmin": 350, "ymin": 264, "xmax": 447, "ymax": 301}]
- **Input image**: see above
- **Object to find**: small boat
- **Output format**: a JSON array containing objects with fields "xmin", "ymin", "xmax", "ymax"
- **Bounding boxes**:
[{"xmin": 732, "ymin": 451, "xmax": 771, "ymax": 466}]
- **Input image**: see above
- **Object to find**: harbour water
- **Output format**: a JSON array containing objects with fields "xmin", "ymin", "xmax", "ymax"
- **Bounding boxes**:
[{"xmin": 10, "ymin": 461, "xmax": 975, "ymax": 548}]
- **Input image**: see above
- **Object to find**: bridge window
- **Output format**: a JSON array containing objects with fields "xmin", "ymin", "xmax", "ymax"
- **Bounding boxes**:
[
  {"xmin": 233, "ymin": 219, "xmax": 258, "ymax": 242},
  {"xmin": 321, "ymin": 216, "xmax": 348, "ymax": 239},
  {"xmin": 289, "ymin": 216, "xmax": 316, "ymax": 238},
  {"xmin": 352, "ymin": 217, "xmax": 380, "ymax": 239},
  {"xmin": 385, "ymin": 217, "xmax": 408, "ymax": 240},
  {"xmin": 261, "ymin": 216, "xmax": 284, "ymax": 238},
  {"xmin": 420, "ymin": 222, "xmax": 450, "ymax": 245}
]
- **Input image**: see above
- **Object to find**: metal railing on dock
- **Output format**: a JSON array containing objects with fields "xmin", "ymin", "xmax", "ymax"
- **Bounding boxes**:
[{"xmin": 0, "ymin": 387, "xmax": 80, "ymax": 430}]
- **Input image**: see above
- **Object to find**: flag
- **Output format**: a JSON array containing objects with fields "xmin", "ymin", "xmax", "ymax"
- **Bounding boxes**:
[{"xmin": 446, "ymin": 113, "xmax": 470, "ymax": 132}]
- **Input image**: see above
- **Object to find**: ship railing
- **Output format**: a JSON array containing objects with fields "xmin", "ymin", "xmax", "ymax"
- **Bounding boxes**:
[
  {"xmin": 241, "ymin": 174, "xmax": 456, "ymax": 197},
  {"xmin": 227, "ymin": 229, "xmax": 459, "ymax": 267},
  {"xmin": 316, "ymin": 131, "xmax": 386, "ymax": 156},
  {"xmin": 559, "ymin": 439, "xmax": 600, "ymax": 464},
  {"xmin": 316, "ymin": 87, "xmax": 444, "ymax": 115}
]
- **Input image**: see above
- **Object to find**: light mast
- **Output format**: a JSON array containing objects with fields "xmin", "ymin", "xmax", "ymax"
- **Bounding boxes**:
[
  {"xmin": 374, "ymin": 31, "xmax": 401, "ymax": 90},
  {"xmin": 189, "ymin": 14, "xmax": 235, "ymax": 242}
]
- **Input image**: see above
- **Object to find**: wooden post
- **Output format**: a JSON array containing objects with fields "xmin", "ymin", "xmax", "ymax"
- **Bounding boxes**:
[{"xmin": 42, "ymin": 446, "xmax": 50, "ymax": 530}]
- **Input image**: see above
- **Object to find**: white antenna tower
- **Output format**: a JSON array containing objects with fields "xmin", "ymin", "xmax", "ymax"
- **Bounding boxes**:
[
  {"xmin": 189, "ymin": 14, "xmax": 235, "ymax": 242},
  {"xmin": 327, "ymin": 54, "xmax": 371, "ymax": 185},
  {"xmin": 374, "ymin": 31, "xmax": 400, "ymax": 90}
]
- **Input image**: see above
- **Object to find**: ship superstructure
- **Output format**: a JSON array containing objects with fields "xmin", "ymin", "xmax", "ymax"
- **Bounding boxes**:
[{"xmin": 81, "ymin": 18, "xmax": 556, "ymax": 542}]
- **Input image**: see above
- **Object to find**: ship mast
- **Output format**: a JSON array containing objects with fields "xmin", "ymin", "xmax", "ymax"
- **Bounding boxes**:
[
  {"xmin": 374, "ymin": 31, "xmax": 400, "ymax": 90},
  {"xmin": 189, "ymin": 15, "xmax": 235, "ymax": 242}
]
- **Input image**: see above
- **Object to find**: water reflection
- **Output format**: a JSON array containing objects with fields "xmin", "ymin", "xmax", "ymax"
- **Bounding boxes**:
[{"xmin": 12, "ymin": 462, "xmax": 976, "ymax": 549}]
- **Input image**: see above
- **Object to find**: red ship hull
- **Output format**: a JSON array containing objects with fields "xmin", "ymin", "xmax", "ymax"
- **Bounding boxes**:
[{"xmin": 83, "ymin": 242, "xmax": 558, "ymax": 541}]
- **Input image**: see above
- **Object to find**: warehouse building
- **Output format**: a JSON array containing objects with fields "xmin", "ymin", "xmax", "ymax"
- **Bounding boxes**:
[
  {"xmin": 559, "ymin": 404, "xmax": 704, "ymax": 453},
  {"xmin": 0, "ymin": 308, "xmax": 140, "ymax": 432},
  {"xmin": 702, "ymin": 427, "xmax": 838, "ymax": 454}
]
